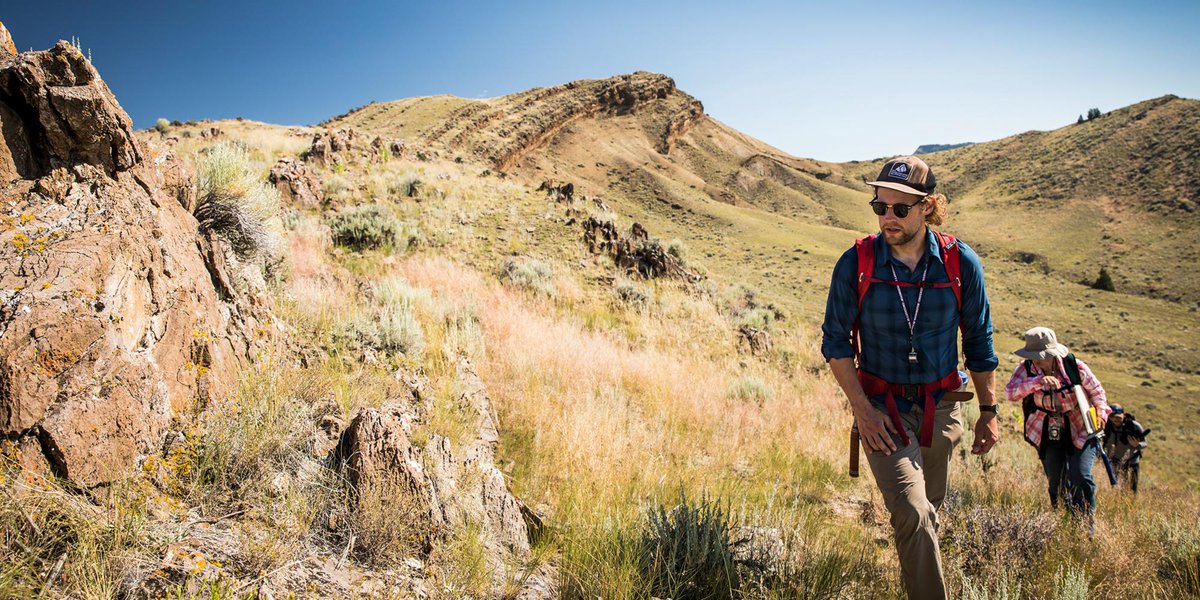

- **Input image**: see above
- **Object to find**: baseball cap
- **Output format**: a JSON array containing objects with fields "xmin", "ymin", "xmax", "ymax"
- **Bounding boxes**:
[{"xmin": 867, "ymin": 156, "xmax": 937, "ymax": 197}]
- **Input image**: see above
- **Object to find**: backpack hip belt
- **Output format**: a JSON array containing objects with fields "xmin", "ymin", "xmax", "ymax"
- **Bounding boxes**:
[{"xmin": 859, "ymin": 369, "xmax": 962, "ymax": 448}]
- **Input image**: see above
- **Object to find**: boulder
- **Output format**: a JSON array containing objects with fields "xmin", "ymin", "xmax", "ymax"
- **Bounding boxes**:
[
  {"xmin": 334, "ymin": 356, "xmax": 541, "ymax": 595},
  {"xmin": 0, "ymin": 41, "xmax": 142, "ymax": 182},
  {"xmin": 0, "ymin": 38, "xmax": 268, "ymax": 487},
  {"xmin": 269, "ymin": 157, "xmax": 323, "ymax": 208}
]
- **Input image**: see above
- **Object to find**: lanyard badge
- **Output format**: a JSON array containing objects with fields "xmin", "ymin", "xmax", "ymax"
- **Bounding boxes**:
[{"xmin": 890, "ymin": 261, "xmax": 930, "ymax": 365}]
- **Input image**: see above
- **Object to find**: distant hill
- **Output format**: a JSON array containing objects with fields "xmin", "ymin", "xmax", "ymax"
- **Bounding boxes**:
[
  {"xmin": 844, "ymin": 94, "xmax": 1200, "ymax": 305},
  {"xmin": 914, "ymin": 142, "xmax": 974, "ymax": 154}
]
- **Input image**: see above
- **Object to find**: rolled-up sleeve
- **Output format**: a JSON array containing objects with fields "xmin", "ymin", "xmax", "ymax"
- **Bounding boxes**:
[
  {"xmin": 957, "ymin": 242, "xmax": 999, "ymax": 373},
  {"xmin": 821, "ymin": 248, "xmax": 859, "ymax": 362}
]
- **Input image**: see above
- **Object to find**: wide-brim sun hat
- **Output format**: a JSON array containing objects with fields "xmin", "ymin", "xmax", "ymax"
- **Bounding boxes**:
[{"xmin": 1013, "ymin": 326, "xmax": 1070, "ymax": 360}]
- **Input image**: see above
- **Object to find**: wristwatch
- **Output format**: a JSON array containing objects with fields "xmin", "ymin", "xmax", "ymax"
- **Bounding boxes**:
[{"xmin": 979, "ymin": 404, "xmax": 998, "ymax": 414}]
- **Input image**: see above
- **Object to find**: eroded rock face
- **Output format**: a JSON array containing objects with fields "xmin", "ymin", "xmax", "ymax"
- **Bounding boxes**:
[
  {"xmin": 335, "ymin": 357, "xmax": 545, "ymax": 595},
  {"xmin": 269, "ymin": 157, "xmax": 323, "ymax": 208},
  {"xmin": 0, "ymin": 40, "xmax": 266, "ymax": 487},
  {"xmin": 0, "ymin": 41, "xmax": 141, "ymax": 183}
]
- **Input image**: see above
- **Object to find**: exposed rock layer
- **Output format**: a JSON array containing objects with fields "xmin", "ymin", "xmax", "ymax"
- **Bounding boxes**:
[{"xmin": 0, "ymin": 41, "xmax": 265, "ymax": 486}]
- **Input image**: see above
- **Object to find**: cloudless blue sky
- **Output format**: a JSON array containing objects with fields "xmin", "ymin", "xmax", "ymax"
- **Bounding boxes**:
[{"xmin": 6, "ymin": 0, "xmax": 1199, "ymax": 161}]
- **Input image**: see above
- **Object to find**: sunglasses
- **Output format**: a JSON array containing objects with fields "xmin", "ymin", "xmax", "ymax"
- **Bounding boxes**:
[{"xmin": 869, "ymin": 199, "xmax": 924, "ymax": 218}]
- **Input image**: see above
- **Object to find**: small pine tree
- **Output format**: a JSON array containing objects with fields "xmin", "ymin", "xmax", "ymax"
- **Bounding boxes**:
[
  {"xmin": 1092, "ymin": 267, "xmax": 1115, "ymax": 291},
  {"xmin": 1086, "ymin": 108, "xmax": 1102, "ymax": 120},
  {"xmin": 1077, "ymin": 115, "xmax": 1085, "ymax": 124}
]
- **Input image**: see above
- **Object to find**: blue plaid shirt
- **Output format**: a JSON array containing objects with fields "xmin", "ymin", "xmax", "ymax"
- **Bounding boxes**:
[{"xmin": 821, "ymin": 229, "xmax": 998, "ymax": 411}]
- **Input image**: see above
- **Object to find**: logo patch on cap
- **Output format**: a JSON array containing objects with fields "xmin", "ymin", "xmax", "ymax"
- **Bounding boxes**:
[{"xmin": 888, "ymin": 163, "xmax": 910, "ymax": 181}]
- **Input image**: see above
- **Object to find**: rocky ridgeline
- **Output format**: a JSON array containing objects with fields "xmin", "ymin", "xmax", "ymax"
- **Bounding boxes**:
[
  {"xmin": 421, "ymin": 71, "xmax": 706, "ymax": 170},
  {"xmin": 0, "ymin": 38, "xmax": 272, "ymax": 487}
]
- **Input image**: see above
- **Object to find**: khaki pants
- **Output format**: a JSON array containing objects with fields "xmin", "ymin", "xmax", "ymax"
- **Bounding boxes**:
[{"xmin": 865, "ymin": 400, "xmax": 963, "ymax": 600}]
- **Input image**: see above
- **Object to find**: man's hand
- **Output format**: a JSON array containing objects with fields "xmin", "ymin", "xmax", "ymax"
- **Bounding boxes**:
[
  {"xmin": 971, "ymin": 412, "xmax": 1000, "ymax": 454},
  {"xmin": 853, "ymin": 403, "xmax": 898, "ymax": 455}
]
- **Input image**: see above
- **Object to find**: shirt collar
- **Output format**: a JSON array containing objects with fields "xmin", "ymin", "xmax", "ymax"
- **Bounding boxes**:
[{"xmin": 876, "ymin": 227, "xmax": 942, "ymax": 268}]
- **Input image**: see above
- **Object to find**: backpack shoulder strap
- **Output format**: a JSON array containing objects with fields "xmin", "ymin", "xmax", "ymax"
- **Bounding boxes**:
[
  {"xmin": 932, "ymin": 230, "xmax": 963, "ymax": 310},
  {"xmin": 1023, "ymin": 360, "xmax": 1035, "ymax": 377},
  {"xmin": 854, "ymin": 235, "xmax": 877, "ymax": 309},
  {"xmin": 1063, "ymin": 354, "xmax": 1082, "ymax": 386}
]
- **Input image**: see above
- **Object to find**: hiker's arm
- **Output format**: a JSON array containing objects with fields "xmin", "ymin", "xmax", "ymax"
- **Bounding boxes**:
[
  {"xmin": 970, "ymin": 368, "xmax": 1000, "ymax": 454},
  {"xmin": 820, "ymin": 249, "xmax": 858, "ymax": 363},
  {"xmin": 821, "ymin": 250, "xmax": 897, "ymax": 455},
  {"xmin": 829, "ymin": 357, "xmax": 897, "ymax": 455},
  {"xmin": 1005, "ymin": 364, "xmax": 1040, "ymax": 401}
]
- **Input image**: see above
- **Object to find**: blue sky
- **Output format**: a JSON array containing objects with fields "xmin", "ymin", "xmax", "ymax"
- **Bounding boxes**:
[{"xmin": 6, "ymin": 0, "xmax": 1198, "ymax": 161}]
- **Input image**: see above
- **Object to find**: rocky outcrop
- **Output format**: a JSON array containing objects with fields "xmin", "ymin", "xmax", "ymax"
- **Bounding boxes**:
[
  {"xmin": 304, "ymin": 128, "xmax": 362, "ymax": 168},
  {"xmin": 371, "ymin": 135, "xmax": 407, "ymax": 161},
  {"xmin": 269, "ymin": 157, "xmax": 323, "ymax": 208},
  {"xmin": 0, "ymin": 41, "xmax": 142, "ymax": 183},
  {"xmin": 335, "ymin": 357, "xmax": 550, "ymax": 595},
  {"xmin": 0, "ymin": 40, "xmax": 267, "ymax": 486},
  {"xmin": 583, "ymin": 217, "xmax": 699, "ymax": 282},
  {"xmin": 536, "ymin": 179, "xmax": 574, "ymax": 202}
]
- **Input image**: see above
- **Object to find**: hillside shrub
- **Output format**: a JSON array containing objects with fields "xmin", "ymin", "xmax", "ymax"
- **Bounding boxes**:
[
  {"xmin": 500, "ymin": 257, "xmax": 556, "ymax": 297},
  {"xmin": 154, "ymin": 117, "xmax": 169, "ymax": 134},
  {"xmin": 394, "ymin": 174, "xmax": 422, "ymax": 199},
  {"xmin": 665, "ymin": 238, "xmax": 689, "ymax": 265},
  {"xmin": 1052, "ymin": 564, "xmax": 1090, "ymax": 600},
  {"xmin": 614, "ymin": 281, "xmax": 651, "ymax": 312},
  {"xmin": 328, "ymin": 204, "xmax": 419, "ymax": 252},
  {"xmin": 1092, "ymin": 267, "xmax": 1115, "ymax": 291},
  {"xmin": 727, "ymin": 375, "xmax": 772, "ymax": 404},
  {"xmin": 195, "ymin": 142, "xmax": 280, "ymax": 258},
  {"xmin": 1156, "ymin": 521, "xmax": 1200, "ymax": 595},
  {"xmin": 342, "ymin": 301, "xmax": 425, "ymax": 358},
  {"xmin": 941, "ymin": 504, "xmax": 1055, "ymax": 581},
  {"xmin": 724, "ymin": 283, "xmax": 786, "ymax": 331},
  {"xmin": 627, "ymin": 493, "xmax": 740, "ymax": 600},
  {"xmin": 323, "ymin": 173, "xmax": 354, "ymax": 204},
  {"xmin": 340, "ymin": 474, "xmax": 429, "ymax": 566}
]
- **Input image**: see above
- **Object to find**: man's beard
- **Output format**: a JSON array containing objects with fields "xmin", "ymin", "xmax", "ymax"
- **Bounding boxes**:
[{"xmin": 885, "ymin": 226, "xmax": 920, "ymax": 247}]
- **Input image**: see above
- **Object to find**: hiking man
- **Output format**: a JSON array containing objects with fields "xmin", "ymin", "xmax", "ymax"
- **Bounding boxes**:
[
  {"xmin": 1005, "ymin": 327, "xmax": 1111, "ymax": 520},
  {"xmin": 1103, "ymin": 405, "xmax": 1150, "ymax": 492},
  {"xmin": 821, "ymin": 156, "xmax": 999, "ymax": 600}
]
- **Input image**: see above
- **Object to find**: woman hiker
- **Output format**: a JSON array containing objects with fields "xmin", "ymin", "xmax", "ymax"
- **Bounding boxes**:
[{"xmin": 1005, "ymin": 326, "xmax": 1111, "ymax": 524}]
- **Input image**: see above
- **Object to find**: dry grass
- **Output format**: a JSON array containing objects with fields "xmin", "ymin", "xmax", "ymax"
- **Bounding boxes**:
[{"xmin": 71, "ymin": 110, "xmax": 1200, "ymax": 598}]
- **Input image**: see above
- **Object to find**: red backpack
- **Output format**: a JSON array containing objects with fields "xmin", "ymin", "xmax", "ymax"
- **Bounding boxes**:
[{"xmin": 851, "ymin": 230, "xmax": 965, "ymax": 447}]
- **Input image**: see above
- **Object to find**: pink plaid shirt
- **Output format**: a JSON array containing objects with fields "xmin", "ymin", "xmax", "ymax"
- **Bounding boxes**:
[{"xmin": 1005, "ymin": 356, "xmax": 1110, "ymax": 450}]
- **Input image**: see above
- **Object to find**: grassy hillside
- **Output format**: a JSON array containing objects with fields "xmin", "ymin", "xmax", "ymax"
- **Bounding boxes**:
[
  {"xmin": 7, "ymin": 76, "xmax": 1197, "ymax": 597},
  {"xmin": 139, "ymin": 120, "xmax": 1200, "ymax": 597},
  {"xmin": 324, "ymin": 80, "xmax": 1200, "ymax": 491}
]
